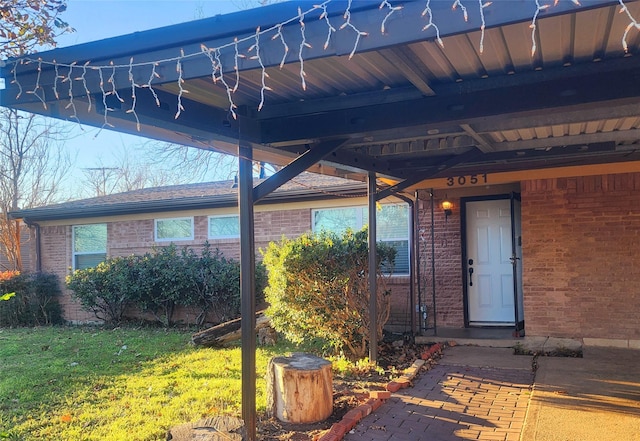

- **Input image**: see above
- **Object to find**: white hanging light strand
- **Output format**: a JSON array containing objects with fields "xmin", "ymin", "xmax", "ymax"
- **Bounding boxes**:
[
  {"xmin": 477, "ymin": 1, "xmax": 493, "ymax": 53},
  {"xmin": 452, "ymin": 0, "xmax": 469, "ymax": 22},
  {"xmin": 79, "ymin": 61, "xmax": 92, "ymax": 113},
  {"xmin": 530, "ymin": 0, "xmax": 551, "ymax": 56},
  {"xmin": 340, "ymin": 0, "xmax": 370, "ymax": 59},
  {"xmin": 380, "ymin": 1, "xmax": 404, "ymax": 34},
  {"xmin": 97, "ymin": 67, "xmax": 113, "ymax": 130},
  {"xmin": 3, "ymin": 0, "xmax": 638, "ymax": 130},
  {"xmin": 422, "ymin": 0, "xmax": 444, "ymax": 47},
  {"xmin": 319, "ymin": 3, "xmax": 337, "ymax": 50},
  {"xmin": 64, "ymin": 62, "xmax": 79, "ymax": 122},
  {"xmin": 249, "ymin": 26, "xmax": 272, "ymax": 111},
  {"xmin": 211, "ymin": 46, "xmax": 238, "ymax": 119},
  {"xmin": 232, "ymin": 38, "xmax": 241, "ymax": 92},
  {"xmin": 618, "ymin": 0, "xmax": 640, "ymax": 52},
  {"xmin": 272, "ymin": 24, "xmax": 290, "ymax": 69},
  {"xmin": 52, "ymin": 60, "xmax": 60, "ymax": 99},
  {"xmin": 175, "ymin": 49, "xmax": 188, "ymax": 119},
  {"xmin": 26, "ymin": 58, "xmax": 47, "ymax": 110},
  {"xmin": 143, "ymin": 63, "xmax": 161, "ymax": 107},
  {"xmin": 127, "ymin": 57, "xmax": 141, "ymax": 131},
  {"xmin": 298, "ymin": 7, "xmax": 310, "ymax": 91}
]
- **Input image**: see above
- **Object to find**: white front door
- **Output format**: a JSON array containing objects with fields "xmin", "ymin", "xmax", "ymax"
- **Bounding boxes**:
[{"xmin": 465, "ymin": 199, "xmax": 519, "ymax": 325}]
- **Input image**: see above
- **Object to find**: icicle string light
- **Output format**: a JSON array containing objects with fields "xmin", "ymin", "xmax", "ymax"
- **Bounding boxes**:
[
  {"xmin": 478, "ymin": 1, "xmax": 492, "ymax": 53},
  {"xmin": 422, "ymin": 0, "xmax": 444, "ymax": 47},
  {"xmin": 127, "ymin": 57, "xmax": 141, "ymax": 131},
  {"xmin": 320, "ymin": 3, "xmax": 336, "ymax": 50},
  {"xmin": 64, "ymin": 62, "xmax": 79, "ymax": 122},
  {"xmin": 144, "ymin": 63, "xmax": 161, "ymax": 107},
  {"xmin": 26, "ymin": 58, "xmax": 47, "ymax": 110},
  {"xmin": 298, "ymin": 7, "xmax": 310, "ymax": 91},
  {"xmin": 232, "ymin": 38, "xmax": 241, "ymax": 92},
  {"xmin": 339, "ymin": 0, "xmax": 370, "ymax": 59},
  {"xmin": 79, "ymin": 61, "xmax": 92, "ymax": 113},
  {"xmin": 273, "ymin": 24, "xmax": 290, "ymax": 68},
  {"xmin": 175, "ymin": 49, "xmax": 188, "ymax": 119},
  {"xmin": 53, "ymin": 61, "xmax": 60, "ymax": 99},
  {"xmin": 213, "ymin": 47, "xmax": 237, "ymax": 119},
  {"xmin": 380, "ymin": 1, "xmax": 404, "ymax": 34},
  {"xmin": 452, "ymin": 0, "xmax": 469, "ymax": 22},
  {"xmin": 5, "ymin": 0, "xmax": 639, "ymax": 130},
  {"xmin": 618, "ymin": 0, "xmax": 640, "ymax": 52}
]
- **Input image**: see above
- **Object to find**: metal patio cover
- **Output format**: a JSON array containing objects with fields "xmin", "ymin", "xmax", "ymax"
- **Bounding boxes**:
[
  {"xmin": 2, "ymin": 2, "xmax": 639, "ymax": 438},
  {"xmin": 1, "ymin": 0, "xmax": 639, "ymax": 188}
]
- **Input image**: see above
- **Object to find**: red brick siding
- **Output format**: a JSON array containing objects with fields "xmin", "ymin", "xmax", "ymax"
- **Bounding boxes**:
[
  {"xmin": 521, "ymin": 173, "xmax": 640, "ymax": 340},
  {"xmin": 36, "ymin": 207, "xmax": 413, "ymax": 328},
  {"xmin": 416, "ymin": 193, "xmax": 464, "ymax": 328}
]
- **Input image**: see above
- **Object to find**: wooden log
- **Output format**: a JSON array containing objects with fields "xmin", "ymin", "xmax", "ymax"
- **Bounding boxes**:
[
  {"xmin": 266, "ymin": 353, "xmax": 333, "ymax": 424},
  {"xmin": 191, "ymin": 310, "xmax": 269, "ymax": 347}
]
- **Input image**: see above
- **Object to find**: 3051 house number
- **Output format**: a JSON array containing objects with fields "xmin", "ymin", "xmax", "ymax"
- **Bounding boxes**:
[{"xmin": 446, "ymin": 173, "xmax": 488, "ymax": 187}]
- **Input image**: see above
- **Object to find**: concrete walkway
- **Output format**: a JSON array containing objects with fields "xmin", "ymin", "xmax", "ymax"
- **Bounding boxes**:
[{"xmin": 344, "ymin": 345, "xmax": 640, "ymax": 440}]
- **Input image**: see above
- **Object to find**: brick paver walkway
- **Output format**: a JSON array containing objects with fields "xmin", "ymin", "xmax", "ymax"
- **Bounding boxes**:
[{"xmin": 344, "ymin": 364, "xmax": 533, "ymax": 441}]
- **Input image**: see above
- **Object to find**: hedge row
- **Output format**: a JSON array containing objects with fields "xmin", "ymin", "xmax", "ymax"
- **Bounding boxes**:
[{"xmin": 66, "ymin": 243, "xmax": 266, "ymax": 326}]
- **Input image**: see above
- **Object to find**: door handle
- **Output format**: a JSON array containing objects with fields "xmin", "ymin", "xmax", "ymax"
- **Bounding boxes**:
[
  {"xmin": 468, "ymin": 267, "xmax": 474, "ymax": 286},
  {"xmin": 509, "ymin": 255, "xmax": 521, "ymax": 265}
]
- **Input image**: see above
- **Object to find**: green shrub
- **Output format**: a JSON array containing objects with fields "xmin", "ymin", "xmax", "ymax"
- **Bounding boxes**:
[
  {"xmin": 66, "ymin": 255, "xmax": 142, "ymax": 324},
  {"xmin": 0, "ymin": 271, "xmax": 63, "ymax": 326},
  {"xmin": 66, "ymin": 244, "xmax": 267, "ymax": 326},
  {"xmin": 262, "ymin": 228, "xmax": 396, "ymax": 360}
]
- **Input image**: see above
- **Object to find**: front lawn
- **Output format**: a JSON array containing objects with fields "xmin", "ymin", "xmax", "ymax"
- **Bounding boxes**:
[{"xmin": 0, "ymin": 327, "xmax": 298, "ymax": 441}]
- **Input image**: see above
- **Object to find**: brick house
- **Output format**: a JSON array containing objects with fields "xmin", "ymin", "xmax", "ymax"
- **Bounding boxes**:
[
  {"xmin": 12, "ymin": 167, "xmax": 640, "ymax": 349},
  {"xmin": 3, "ymin": 2, "xmax": 640, "ymax": 433},
  {"xmin": 11, "ymin": 173, "xmax": 415, "ymax": 327}
]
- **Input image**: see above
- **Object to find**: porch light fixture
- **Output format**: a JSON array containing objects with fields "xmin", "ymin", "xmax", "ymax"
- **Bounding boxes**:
[{"xmin": 442, "ymin": 200, "xmax": 453, "ymax": 221}]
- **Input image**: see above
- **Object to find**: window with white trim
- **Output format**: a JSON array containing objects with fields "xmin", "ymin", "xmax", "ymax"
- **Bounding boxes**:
[
  {"xmin": 208, "ymin": 215, "xmax": 240, "ymax": 239},
  {"xmin": 154, "ymin": 217, "xmax": 194, "ymax": 242},
  {"xmin": 72, "ymin": 224, "xmax": 107, "ymax": 270},
  {"xmin": 312, "ymin": 204, "xmax": 410, "ymax": 274}
]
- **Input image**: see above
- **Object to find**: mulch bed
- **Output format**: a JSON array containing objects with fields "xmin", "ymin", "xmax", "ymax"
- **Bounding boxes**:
[{"xmin": 256, "ymin": 340, "xmax": 441, "ymax": 441}]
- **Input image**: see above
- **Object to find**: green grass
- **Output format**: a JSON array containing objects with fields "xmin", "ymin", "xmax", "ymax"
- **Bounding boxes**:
[{"xmin": 0, "ymin": 327, "xmax": 304, "ymax": 441}]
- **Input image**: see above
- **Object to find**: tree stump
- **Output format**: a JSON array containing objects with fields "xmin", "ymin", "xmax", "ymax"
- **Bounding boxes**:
[
  {"xmin": 266, "ymin": 353, "xmax": 333, "ymax": 424},
  {"xmin": 166, "ymin": 415, "xmax": 245, "ymax": 440}
]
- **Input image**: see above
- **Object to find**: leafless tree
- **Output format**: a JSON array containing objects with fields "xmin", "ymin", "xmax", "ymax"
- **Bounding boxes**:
[
  {"xmin": 80, "ymin": 142, "xmax": 237, "ymax": 198},
  {"xmin": 0, "ymin": 108, "xmax": 72, "ymax": 270}
]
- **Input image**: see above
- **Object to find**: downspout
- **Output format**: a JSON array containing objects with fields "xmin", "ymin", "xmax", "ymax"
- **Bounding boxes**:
[
  {"xmin": 414, "ymin": 191, "xmax": 422, "ymax": 336},
  {"xmin": 389, "ymin": 192, "xmax": 416, "ymax": 336},
  {"xmin": 23, "ymin": 218, "xmax": 42, "ymax": 273}
]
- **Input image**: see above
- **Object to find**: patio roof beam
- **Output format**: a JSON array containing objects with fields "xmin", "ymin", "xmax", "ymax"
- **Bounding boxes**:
[
  {"xmin": 258, "ymin": 59, "xmax": 640, "ymax": 145},
  {"xmin": 253, "ymin": 138, "xmax": 349, "ymax": 202}
]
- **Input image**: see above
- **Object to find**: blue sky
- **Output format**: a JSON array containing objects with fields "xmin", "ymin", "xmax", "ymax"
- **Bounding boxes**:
[{"xmin": 52, "ymin": 1, "xmax": 253, "ymax": 195}]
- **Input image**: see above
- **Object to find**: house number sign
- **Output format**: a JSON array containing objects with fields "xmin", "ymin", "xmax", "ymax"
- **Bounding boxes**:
[{"xmin": 446, "ymin": 173, "xmax": 489, "ymax": 187}]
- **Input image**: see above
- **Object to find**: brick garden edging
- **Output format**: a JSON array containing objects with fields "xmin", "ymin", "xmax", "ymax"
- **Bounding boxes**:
[{"xmin": 313, "ymin": 343, "xmax": 445, "ymax": 441}]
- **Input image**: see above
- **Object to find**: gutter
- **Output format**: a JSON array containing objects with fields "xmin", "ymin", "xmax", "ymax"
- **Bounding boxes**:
[
  {"xmin": 9, "ymin": 183, "xmax": 368, "ymax": 222},
  {"xmin": 22, "ymin": 219, "xmax": 42, "ymax": 273}
]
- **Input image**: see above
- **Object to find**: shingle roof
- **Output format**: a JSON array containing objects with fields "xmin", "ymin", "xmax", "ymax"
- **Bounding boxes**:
[{"xmin": 11, "ymin": 172, "xmax": 367, "ymax": 222}]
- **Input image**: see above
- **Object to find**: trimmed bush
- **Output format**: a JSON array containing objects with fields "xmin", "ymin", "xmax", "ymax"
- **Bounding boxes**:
[
  {"xmin": 66, "ymin": 243, "xmax": 266, "ymax": 326},
  {"xmin": 262, "ymin": 228, "xmax": 396, "ymax": 360},
  {"xmin": 66, "ymin": 255, "xmax": 142, "ymax": 324}
]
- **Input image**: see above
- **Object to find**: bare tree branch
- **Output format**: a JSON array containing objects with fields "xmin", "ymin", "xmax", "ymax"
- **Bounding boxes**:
[{"xmin": 0, "ymin": 108, "xmax": 72, "ymax": 270}]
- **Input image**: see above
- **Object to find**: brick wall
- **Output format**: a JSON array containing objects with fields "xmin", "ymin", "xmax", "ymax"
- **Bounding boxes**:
[
  {"xmin": 416, "ymin": 192, "xmax": 464, "ymax": 329},
  {"xmin": 36, "ymin": 206, "xmax": 413, "ymax": 329},
  {"xmin": 521, "ymin": 173, "xmax": 640, "ymax": 341}
]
